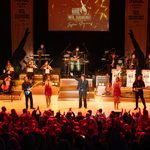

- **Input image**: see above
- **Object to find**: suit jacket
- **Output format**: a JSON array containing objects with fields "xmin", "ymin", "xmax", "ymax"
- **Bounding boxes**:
[{"xmin": 72, "ymin": 75, "xmax": 89, "ymax": 92}]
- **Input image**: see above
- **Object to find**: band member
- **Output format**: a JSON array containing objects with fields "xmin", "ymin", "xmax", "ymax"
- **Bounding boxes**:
[
  {"xmin": 4, "ymin": 60, "xmax": 14, "ymax": 77},
  {"xmin": 25, "ymin": 59, "xmax": 37, "ymax": 80},
  {"xmin": 41, "ymin": 61, "xmax": 52, "ymax": 71},
  {"xmin": 110, "ymin": 52, "xmax": 117, "ymax": 69},
  {"xmin": 146, "ymin": 53, "xmax": 150, "ymax": 69},
  {"xmin": 112, "ymin": 77, "xmax": 121, "ymax": 110},
  {"xmin": 1, "ymin": 75, "xmax": 12, "ymax": 93},
  {"xmin": 44, "ymin": 75, "xmax": 52, "ymax": 108},
  {"xmin": 127, "ymin": 53, "xmax": 138, "ymax": 69},
  {"xmin": 37, "ymin": 44, "xmax": 46, "ymax": 68},
  {"xmin": 132, "ymin": 74, "xmax": 146, "ymax": 110},
  {"xmin": 70, "ymin": 72, "xmax": 89, "ymax": 108},
  {"xmin": 22, "ymin": 76, "xmax": 34, "ymax": 109},
  {"xmin": 105, "ymin": 82, "xmax": 112, "ymax": 96},
  {"xmin": 69, "ymin": 47, "xmax": 83, "ymax": 76},
  {"xmin": 107, "ymin": 51, "xmax": 118, "ymax": 82},
  {"xmin": 73, "ymin": 46, "xmax": 80, "ymax": 59},
  {"xmin": 37, "ymin": 43, "xmax": 46, "ymax": 56},
  {"xmin": 41, "ymin": 61, "xmax": 53, "ymax": 81}
]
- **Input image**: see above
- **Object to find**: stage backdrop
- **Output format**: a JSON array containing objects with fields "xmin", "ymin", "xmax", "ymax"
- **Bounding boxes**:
[
  {"xmin": 11, "ymin": 0, "xmax": 33, "ymax": 58},
  {"xmin": 48, "ymin": 0, "xmax": 109, "ymax": 31},
  {"xmin": 125, "ymin": 0, "xmax": 148, "ymax": 57}
]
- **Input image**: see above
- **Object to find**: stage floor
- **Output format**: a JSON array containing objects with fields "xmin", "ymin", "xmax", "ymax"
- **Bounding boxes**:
[{"xmin": 0, "ymin": 92, "xmax": 150, "ymax": 117}]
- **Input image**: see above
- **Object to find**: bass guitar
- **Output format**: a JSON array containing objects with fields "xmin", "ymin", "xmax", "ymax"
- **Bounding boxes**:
[{"xmin": 25, "ymin": 81, "xmax": 42, "ymax": 95}]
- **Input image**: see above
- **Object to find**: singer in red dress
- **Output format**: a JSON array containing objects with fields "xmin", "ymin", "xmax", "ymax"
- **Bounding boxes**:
[
  {"xmin": 44, "ymin": 75, "xmax": 52, "ymax": 107},
  {"xmin": 112, "ymin": 77, "xmax": 121, "ymax": 110}
]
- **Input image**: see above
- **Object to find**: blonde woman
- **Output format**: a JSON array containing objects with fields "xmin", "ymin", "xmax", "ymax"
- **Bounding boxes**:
[
  {"xmin": 112, "ymin": 77, "xmax": 121, "ymax": 110},
  {"xmin": 44, "ymin": 75, "xmax": 52, "ymax": 107}
]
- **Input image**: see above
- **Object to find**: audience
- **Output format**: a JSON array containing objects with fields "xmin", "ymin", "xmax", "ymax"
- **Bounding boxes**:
[{"xmin": 0, "ymin": 106, "xmax": 150, "ymax": 150}]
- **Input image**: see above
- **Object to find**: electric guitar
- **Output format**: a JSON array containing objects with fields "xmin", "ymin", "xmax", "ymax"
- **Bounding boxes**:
[
  {"xmin": 25, "ymin": 81, "xmax": 41, "ymax": 95},
  {"xmin": 132, "ymin": 86, "xmax": 150, "ymax": 92}
]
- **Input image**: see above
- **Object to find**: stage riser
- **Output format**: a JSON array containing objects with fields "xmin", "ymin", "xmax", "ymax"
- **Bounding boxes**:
[
  {"xmin": 58, "ymin": 78, "xmax": 94, "ymax": 99},
  {"xmin": 60, "ymin": 86, "xmax": 93, "ymax": 91},
  {"xmin": 60, "ymin": 78, "xmax": 93, "ymax": 87},
  {"xmin": 19, "ymin": 73, "xmax": 60, "ymax": 83},
  {"xmin": 0, "ymin": 91, "xmax": 23, "ymax": 101},
  {"xmin": 58, "ymin": 91, "xmax": 95, "ymax": 99},
  {"xmin": 31, "ymin": 86, "xmax": 59, "ymax": 95}
]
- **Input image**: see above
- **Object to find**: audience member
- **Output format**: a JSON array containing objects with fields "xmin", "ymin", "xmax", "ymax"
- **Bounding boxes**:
[{"xmin": 0, "ymin": 106, "xmax": 150, "ymax": 150}]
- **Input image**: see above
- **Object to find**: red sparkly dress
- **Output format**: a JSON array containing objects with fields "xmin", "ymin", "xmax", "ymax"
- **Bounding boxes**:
[{"xmin": 45, "ymin": 81, "xmax": 52, "ymax": 96}]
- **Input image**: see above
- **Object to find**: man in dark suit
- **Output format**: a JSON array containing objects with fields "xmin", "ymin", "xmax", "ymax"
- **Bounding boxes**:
[
  {"xmin": 70, "ymin": 72, "xmax": 89, "ymax": 108},
  {"xmin": 132, "ymin": 74, "xmax": 146, "ymax": 110}
]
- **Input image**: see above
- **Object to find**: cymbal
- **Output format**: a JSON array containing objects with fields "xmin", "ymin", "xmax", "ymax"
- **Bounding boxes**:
[
  {"xmin": 79, "ymin": 51, "xmax": 84, "ymax": 54},
  {"xmin": 82, "ymin": 60, "xmax": 89, "ymax": 63},
  {"xmin": 63, "ymin": 58, "xmax": 70, "ymax": 61},
  {"xmin": 66, "ymin": 51, "xmax": 72, "ymax": 54}
]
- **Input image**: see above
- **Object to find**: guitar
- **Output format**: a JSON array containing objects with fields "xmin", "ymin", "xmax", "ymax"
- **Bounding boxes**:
[
  {"xmin": 25, "ymin": 81, "xmax": 42, "ymax": 95},
  {"xmin": 132, "ymin": 87, "xmax": 147, "ymax": 92}
]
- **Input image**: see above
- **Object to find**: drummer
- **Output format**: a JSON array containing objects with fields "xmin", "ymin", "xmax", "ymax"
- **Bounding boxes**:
[
  {"xmin": 72, "ymin": 46, "xmax": 81, "ymax": 60},
  {"xmin": 69, "ymin": 46, "xmax": 84, "ymax": 76}
]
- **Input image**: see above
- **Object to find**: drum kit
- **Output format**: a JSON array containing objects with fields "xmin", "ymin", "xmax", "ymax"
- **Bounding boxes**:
[{"xmin": 63, "ymin": 50, "xmax": 89, "ymax": 76}]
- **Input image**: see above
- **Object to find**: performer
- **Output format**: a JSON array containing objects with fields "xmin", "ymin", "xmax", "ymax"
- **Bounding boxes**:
[
  {"xmin": 37, "ymin": 43, "xmax": 46, "ymax": 55},
  {"xmin": 25, "ymin": 59, "xmax": 37, "ymax": 80},
  {"xmin": 146, "ymin": 53, "xmax": 150, "ymax": 69},
  {"xmin": 37, "ymin": 44, "xmax": 46, "ymax": 68},
  {"xmin": 110, "ymin": 51, "xmax": 117, "ymax": 69},
  {"xmin": 107, "ymin": 51, "xmax": 118, "ymax": 82},
  {"xmin": 44, "ymin": 75, "xmax": 52, "ymax": 108},
  {"xmin": 128, "ymin": 30, "xmax": 145, "ymax": 76},
  {"xmin": 112, "ymin": 77, "xmax": 121, "ymax": 110},
  {"xmin": 127, "ymin": 53, "xmax": 138, "ymax": 69},
  {"xmin": 5, "ymin": 60, "xmax": 14, "ymax": 78},
  {"xmin": 1, "ymin": 75, "xmax": 12, "ymax": 94},
  {"xmin": 132, "ymin": 74, "xmax": 146, "ymax": 110},
  {"xmin": 70, "ymin": 46, "xmax": 83, "ymax": 75},
  {"xmin": 105, "ymin": 82, "xmax": 112, "ymax": 96},
  {"xmin": 41, "ymin": 61, "xmax": 53, "ymax": 81},
  {"xmin": 22, "ymin": 76, "xmax": 34, "ymax": 109},
  {"xmin": 70, "ymin": 72, "xmax": 89, "ymax": 108},
  {"xmin": 72, "ymin": 46, "xmax": 80, "ymax": 59}
]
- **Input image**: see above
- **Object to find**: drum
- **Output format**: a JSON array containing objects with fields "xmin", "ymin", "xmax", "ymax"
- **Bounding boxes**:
[
  {"xmin": 27, "ymin": 67, "xmax": 33, "ymax": 73},
  {"xmin": 45, "ymin": 69, "xmax": 50, "ymax": 74},
  {"xmin": 76, "ymin": 59, "xmax": 81, "ymax": 71},
  {"xmin": 64, "ymin": 54, "xmax": 70, "ymax": 58},
  {"xmin": 69, "ymin": 60, "xmax": 74, "ymax": 71}
]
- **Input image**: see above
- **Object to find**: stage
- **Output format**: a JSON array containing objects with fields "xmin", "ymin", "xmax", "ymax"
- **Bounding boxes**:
[
  {"xmin": 0, "ymin": 83, "xmax": 150, "ymax": 117},
  {"xmin": 0, "ymin": 75, "xmax": 150, "ymax": 116}
]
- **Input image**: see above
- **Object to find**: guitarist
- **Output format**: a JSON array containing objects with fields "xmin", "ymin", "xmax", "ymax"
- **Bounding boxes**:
[
  {"xmin": 22, "ymin": 76, "xmax": 34, "ymax": 109},
  {"xmin": 132, "ymin": 74, "xmax": 146, "ymax": 110}
]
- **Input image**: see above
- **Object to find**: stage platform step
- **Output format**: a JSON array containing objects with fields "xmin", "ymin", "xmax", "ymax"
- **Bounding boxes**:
[
  {"xmin": 58, "ymin": 78, "xmax": 94, "ymax": 100},
  {"xmin": 58, "ymin": 90, "xmax": 95, "ymax": 99},
  {"xmin": 96, "ymin": 86, "xmax": 150, "ymax": 98},
  {"xmin": 0, "ymin": 90, "xmax": 23, "ymax": 101}
]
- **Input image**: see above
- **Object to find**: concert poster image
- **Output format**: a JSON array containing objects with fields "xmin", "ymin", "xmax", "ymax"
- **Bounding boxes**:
[{"xmin": 48, "ymin": 0, "xmax": 109, "ymax": 31}]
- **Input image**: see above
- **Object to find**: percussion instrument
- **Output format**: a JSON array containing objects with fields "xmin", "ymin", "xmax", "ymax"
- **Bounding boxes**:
[
  {"xmin": 63, "ymin": 49, "xmax": 89, "ymax": 76},
  {"xmin": 27, "ymin": 67, "xmax": 33, "ymax": 73},
  {"xmin": 45, "ymin": 69, "xmax": 50, "ymax": 74}
]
